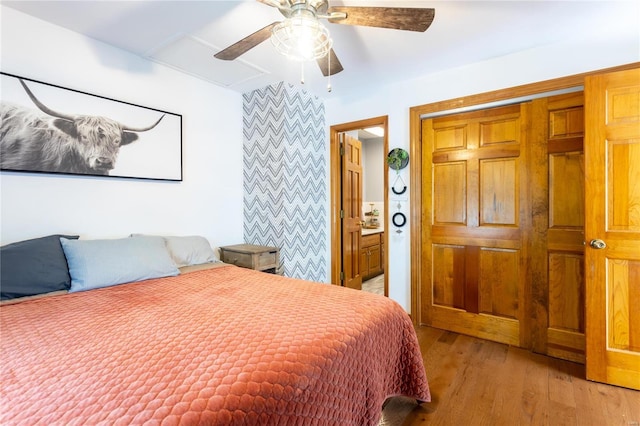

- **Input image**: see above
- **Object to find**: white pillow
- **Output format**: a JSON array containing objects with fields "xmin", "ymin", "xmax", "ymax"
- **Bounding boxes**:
[
  {"xmin": 60, "ymin": 236, "xmax": 179, "ymax": 293},
  {"xmin": 130, "ymin": 234, "xmax": 218, "ymax": 267}
]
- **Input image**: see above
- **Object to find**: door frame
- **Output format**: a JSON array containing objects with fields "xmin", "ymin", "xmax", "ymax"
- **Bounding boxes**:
[
  {"xmin": 330, "ymin": 116, "xmax": 389, "ymax": 293},
  {"xmin": 409, "ymin": 62, "xmax": 640, "ymax": 326}
]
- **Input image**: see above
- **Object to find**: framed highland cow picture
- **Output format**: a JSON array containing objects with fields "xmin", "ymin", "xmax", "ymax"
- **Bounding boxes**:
[{"xmin": 0, "ymin": 72, "xmax": 182, "ymax": 181}]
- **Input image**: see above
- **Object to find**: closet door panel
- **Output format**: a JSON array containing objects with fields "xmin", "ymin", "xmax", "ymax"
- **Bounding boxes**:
[
  {"xmin": 431, "ymin": 244, "xmax": 465, "ymax": 309},
  {"xmin": 433, "ymin": 162, "xmax": 467, "ymax": 225},
  {"xmin": 607, "ymin": 259, "xmax": 640, "ymax": 352},
  {"xmin": 549, "ymin": 107, "xmax": 584, "ymax": 138},
  {"xmin": 478, "ymin": 247, "xmax": 519, "ymax": 319},
  {"xmin": 479, "ymin": 117, "xmax": 519, "ymax": 146},
  {"xmin": 433, "ymin": 125, "xmax": 467, "ymax": 151},
  {"xmin": 608, "ymin": 141, "xmax": 640, "ymax": 230},
  {"xmin": 548, "ymin": 253, "xmax": 584, "ymax": 332},
  {"xmin": 549, "ymin": 152, "xmax": 584, "ymax": 228},
  {"xmin": 421, "ymin": 104, "xmax": 528, "ymax": 347},
  {"xmin": 479, "ymin": 158, "xmax": 518, "ymax": 226}
]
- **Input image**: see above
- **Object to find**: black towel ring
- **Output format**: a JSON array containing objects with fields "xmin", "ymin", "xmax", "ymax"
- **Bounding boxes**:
[{"xmin": 392, "ymin": 212, "xmax": 407, "ymax": 228}]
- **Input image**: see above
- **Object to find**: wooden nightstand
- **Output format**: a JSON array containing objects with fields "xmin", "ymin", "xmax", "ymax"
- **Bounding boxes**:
[{"xmin": 219, "ymin": 244, "xmax": 280, "ymax": 274}]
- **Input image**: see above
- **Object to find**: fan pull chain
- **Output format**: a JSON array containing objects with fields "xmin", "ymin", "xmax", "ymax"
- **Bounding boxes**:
[
  {"xmin": 300, "ymin": 61, "xmax": 305, "ymax": 85},
  {"xmin": 327, "ymin": 52, "xmax": 332, "ymax": 92}
]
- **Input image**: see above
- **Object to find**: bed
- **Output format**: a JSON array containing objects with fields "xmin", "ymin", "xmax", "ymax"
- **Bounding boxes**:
[{"xmin": 0, "ymin": 234, "xmax": 430, "ymax": 425}]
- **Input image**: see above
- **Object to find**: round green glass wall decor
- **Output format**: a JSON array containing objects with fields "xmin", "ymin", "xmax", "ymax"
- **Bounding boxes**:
[{"xmin": 387, "ymin": 148, "xmax": 409, "ymax": 171}]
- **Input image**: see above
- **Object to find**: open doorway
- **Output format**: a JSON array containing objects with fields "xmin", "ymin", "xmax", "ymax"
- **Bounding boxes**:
[{"xmin": 329, "ymin": 116, "xmax": 388, "ymax": 296}]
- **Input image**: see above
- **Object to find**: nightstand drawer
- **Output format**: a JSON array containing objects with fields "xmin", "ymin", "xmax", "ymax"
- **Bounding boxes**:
[
  {"xmin": 222, "ymin": 251, "xmax": 254, "ymax": 269},
  {"xmin": 256, "ymin": 250, "xmax": 277, "ymax": 268},
  {"xmin": 219, "ymin": 244, "xmax": 279, "ymax": 273}
]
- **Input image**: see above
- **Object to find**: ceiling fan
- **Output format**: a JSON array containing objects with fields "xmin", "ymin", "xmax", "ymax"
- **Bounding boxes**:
[{"xmin": 214, "ymin": 0, "xmax": 435, "ymax": 78}]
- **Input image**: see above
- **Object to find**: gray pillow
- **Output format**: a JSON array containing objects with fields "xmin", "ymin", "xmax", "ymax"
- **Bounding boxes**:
[
  {"xmin": 163, "ymin": 235, "xmax": 218, "ymax": 267},
  {"xmin": 130, "ymin": 234, "xmax": 218, "ymax": 267},
  {"xmin": 0, "ymin": 234, "xmax": 78, "ymax": 300},
  {"xmin": 60, "ymin": 236, "xmax": 179, "ymax": 293}
]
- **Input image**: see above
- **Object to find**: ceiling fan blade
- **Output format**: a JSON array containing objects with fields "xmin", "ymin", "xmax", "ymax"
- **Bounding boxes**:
[
  {"xmin": 214, "ymin": 22, "xmax": 279, "ymax": 60},
  {"xmin": 327, "ymin": 7, "xmax": 435, "ymax": 32},
  {"xmin": 317, "ymin": 49, "xmax": 344, "ymax": 77},
  {"xmin": 257, "ymin": 0, "xmax": 290, "ymax": 12}
]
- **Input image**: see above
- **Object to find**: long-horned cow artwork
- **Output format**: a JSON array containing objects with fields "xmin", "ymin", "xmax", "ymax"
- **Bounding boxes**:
[{"xmin": 0, "ymin": 79, "xmax": 165, "ymax": 176}]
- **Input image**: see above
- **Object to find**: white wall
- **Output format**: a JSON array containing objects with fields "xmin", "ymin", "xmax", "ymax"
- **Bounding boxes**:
[
  {"xmin": 0, "ymin": 7, "xmax": 245, "ymax": 250},
  {"xmin": 326, "ymin": 30, "xmax": 640, "ymax": 312}
]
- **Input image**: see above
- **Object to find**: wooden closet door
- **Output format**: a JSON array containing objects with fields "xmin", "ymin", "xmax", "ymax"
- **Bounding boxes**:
[
  {"xmin": 585, "ymin": 67, "xmax": 640, "ymax": 390},
  {"xmin": 421, "ymin": 104, "xmax": 530, "ymax": 347},
  {"xmin": 530, "ymin": 92, "xmax": 586, "ymax": 363}
]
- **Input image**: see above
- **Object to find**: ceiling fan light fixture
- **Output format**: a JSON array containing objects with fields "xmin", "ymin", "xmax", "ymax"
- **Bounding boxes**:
[{"xmin": 271, "ymin": 11, "xmax": 332, "ymax": 61}]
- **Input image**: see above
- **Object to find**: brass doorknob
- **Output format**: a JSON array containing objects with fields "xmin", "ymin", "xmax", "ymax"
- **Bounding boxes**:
[{"xmin": 589, "ymin": 239, "xmax": 607, "ymax": 249}]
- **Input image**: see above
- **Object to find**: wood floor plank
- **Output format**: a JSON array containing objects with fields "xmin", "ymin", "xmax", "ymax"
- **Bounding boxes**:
[
  {"xmin": 439, "ymin": 351, "xmax": 493, "ymax": 424},
  {"xmin": 521, "ymin": 351, "xmax": 551, "ymax": 424},
  {"xmin": 406, "ymin": 333, "xmax": 475, "ymax": 425},
  {"xmin": 569, "ymin": 361, "xmax": 611, "ymax": 426},
  {"xmin": 381, "ymin": 326, "xmax": 640, "ymax": 426},
  {"xmin": 548, "ymin": 357, "xmax": 577, "ymax": 409},
  {"xmin": 548, "ymin": 400, "xmax": 578, "ymax": 426},
  {"xmin": 597, "ymin": 382, "xmax": 639, "ymax": 426},
  {"xmin": 489, "ymin": 346, "xmax": 530, "ymax": 424},
  {"xmin": 485, "ymin": 339, "xmax": 509, "ymax": 363},
  {"xmin": 414, "ymin": 325, "xmax": 444, "ymax": 359},
  {"xmin": 624, "ymin": 389, "xmax": 640, "ymax": 426}
]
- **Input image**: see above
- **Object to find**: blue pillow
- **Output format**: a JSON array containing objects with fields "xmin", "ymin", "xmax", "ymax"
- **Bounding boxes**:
[
  {"xmin": 0, "ymin": 234, "xmax": 78, "ymax": 300},
  {"xmin": 60, "ymin": 236, "xmax": 179, "ymax": 293}
]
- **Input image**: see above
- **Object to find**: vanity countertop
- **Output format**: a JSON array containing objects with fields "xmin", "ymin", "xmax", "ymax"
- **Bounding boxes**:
[{"xmin": 362, "ymin": 228, "xmax": 384, "ymax": 236}]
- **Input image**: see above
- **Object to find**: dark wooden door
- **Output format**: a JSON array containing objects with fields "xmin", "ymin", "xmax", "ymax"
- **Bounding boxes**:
[{"xmin": 529, "ymin": 91, "xmax": 587, "ymax": 363}]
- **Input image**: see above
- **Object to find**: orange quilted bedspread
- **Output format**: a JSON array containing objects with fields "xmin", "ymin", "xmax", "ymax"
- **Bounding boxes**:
[{"xmin": 0, "ymin": 265, "xmax": 430, "ymax": 425}]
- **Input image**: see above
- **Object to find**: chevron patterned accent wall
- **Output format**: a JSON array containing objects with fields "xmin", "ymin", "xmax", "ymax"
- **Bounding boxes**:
[{"xmin": 243, "ymin": 82, "xmax": 327, "ymax": 281}]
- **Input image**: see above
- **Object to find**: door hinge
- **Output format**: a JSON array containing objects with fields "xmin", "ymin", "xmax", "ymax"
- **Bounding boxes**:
[
  {"xmin": 340, "ymin": 210, "xmax": 344, "ymax": 219},
  {"xmin": 340, "ymin": 144, "xmax": 345, "ymax": 156},
  {"xmin": 340, "ymin": 271, "xmax": 344, "ymax": 283}
]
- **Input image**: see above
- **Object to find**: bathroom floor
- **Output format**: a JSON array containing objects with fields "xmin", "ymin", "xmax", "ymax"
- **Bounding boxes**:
[{"xmin": 362, "ymin": 274, "xmax": 384, "ymax": 295}]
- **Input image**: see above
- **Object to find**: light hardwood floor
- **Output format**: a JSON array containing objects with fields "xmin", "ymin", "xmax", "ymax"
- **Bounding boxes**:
[{"xmin": 381, "ymin": 326, "xmax": 640, "ymax": 426}]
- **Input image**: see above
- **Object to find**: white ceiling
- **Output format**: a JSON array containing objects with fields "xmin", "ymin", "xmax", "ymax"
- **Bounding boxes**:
[{"xmin": 2, "ymin": 1, "xmax": 639, "ymax": 99}]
